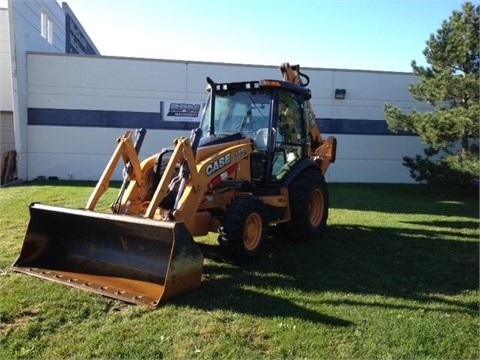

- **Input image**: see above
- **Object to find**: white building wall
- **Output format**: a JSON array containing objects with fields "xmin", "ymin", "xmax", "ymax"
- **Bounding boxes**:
[
  {"xmin": 8, "ymin": 0, "xmax": 66, "ymax": 181},
  {"xmin": 331, "ymin": 70, "xmax": 418, "ymax": 119},
  {"xmin": 0, "ymin": 8, "xmax": 12, "ymax": 111},
  {"xmin": 28, "ymin": 54, "xmax": 193, "ymax": 112},
  {"xmin": 1, "ymin": 8, "xmax": 15, "ymax": 170},
  {"xmin": 26, "ymin": 52, "xmax": 428, "ymax": 183},
  {"xmin": 331, "ymin": 134, "xmax": 423, "ymax": 183}
]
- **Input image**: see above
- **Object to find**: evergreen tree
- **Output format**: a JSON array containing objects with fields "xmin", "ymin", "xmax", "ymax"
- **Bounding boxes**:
[{"xmin": 384, "ymin": 1, "xmax": 479, "ymax": 189}]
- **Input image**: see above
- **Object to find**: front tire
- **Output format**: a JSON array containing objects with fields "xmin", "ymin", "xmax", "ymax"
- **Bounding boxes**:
[
  {"xmin": 282, "ymin": 168, "xmax": 329, "ymax": 241},
  {"xmin": 218, "ymin": 196, "xmax": 268, "ymax": 264}
]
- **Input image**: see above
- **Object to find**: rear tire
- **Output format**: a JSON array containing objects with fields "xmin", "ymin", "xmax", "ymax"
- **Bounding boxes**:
[
  {"xmin": 218, "ymin": 196, "xmax": 268, "ymax": 264},
  {"xmin": 281, "ymin": 168, "xmax": 329, "ymax": 241}
]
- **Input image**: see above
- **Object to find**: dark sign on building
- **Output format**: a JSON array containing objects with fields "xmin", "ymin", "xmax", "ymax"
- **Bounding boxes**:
[
  {"xmin": 161, "ymin": 101, "xmax": 205, "ymax": 122},
  {"xmin": 63, "ymin": 3, "xmax": 99, "ymax": 55}
]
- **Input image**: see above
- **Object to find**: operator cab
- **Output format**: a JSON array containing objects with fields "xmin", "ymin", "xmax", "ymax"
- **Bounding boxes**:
[
  {"xmin": 198, "ymin": 78, "xmax": 312, "ymax": 183},
  {"xmin": 198, "ymin": 80, "xmax": 271, "ymax": 147}
]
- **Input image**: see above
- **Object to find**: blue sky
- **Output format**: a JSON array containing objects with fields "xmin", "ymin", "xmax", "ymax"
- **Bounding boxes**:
[{"xmin": 6, "ymin": 0, "xmax": 470, "ymax": 72}]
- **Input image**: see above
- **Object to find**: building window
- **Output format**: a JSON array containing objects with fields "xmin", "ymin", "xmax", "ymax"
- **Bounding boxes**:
[{"xmin": 40, "ymin": 11, "xmax": 53, "ymax": 44}]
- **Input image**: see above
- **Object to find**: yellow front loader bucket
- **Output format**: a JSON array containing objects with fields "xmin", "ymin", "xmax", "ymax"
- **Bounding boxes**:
[{"xmin": 13, "ymin": 203, "xmax": 203, "ymax": 307}]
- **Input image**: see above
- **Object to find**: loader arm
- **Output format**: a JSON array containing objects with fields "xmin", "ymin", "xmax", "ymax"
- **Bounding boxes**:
[
  {"xmin": 146, "ymin": 136, "xmax": 253, "ymax": 231},
  {"xmin": 280, "ymin": 62, "xmax": 336, "ymax": 174},
  {"xmin": 85, "ymin": 130, "xmax": 253, "ymax": 231},
  {"xmin": 86, "ymin": 131, "xmax": 145, "ymax": 211}
]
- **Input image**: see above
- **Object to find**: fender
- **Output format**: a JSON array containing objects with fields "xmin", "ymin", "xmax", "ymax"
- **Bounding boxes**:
[{"xmin": 281, "ymin": 158, "xmax": 322, "ymax": 187}]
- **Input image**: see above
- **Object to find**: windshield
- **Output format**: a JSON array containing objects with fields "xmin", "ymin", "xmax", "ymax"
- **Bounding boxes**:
[{"xmin": 200, "ymin": 89, "xmax": 272, "ymax": 138}]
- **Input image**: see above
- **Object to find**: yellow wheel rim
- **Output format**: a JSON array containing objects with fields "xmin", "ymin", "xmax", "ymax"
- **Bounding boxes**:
[
  {"xmin": 309, "ymin": 189, "xmax": 324, "ymax": 227},
  {"xmin": 243, "ymin": 213, "xmax": 262, "ymax": 251}
]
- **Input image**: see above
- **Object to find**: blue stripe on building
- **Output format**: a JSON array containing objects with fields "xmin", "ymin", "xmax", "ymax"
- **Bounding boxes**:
[
  {"xmin": 316, "ymin": 118, "xmax": 402, "ymax": 135},
  {"xmin": 28, "ymin": 108, "xmax": 198, "ymax": 131},
  {"xmin": 27, "ymin": 108, "xmax": 413, "ymax": 136}
]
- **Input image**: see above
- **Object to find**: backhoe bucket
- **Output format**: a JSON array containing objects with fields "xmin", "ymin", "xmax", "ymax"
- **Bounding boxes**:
[{"xmin": 13, "ymin": 203, "xmax": 203, "ymax": 307}]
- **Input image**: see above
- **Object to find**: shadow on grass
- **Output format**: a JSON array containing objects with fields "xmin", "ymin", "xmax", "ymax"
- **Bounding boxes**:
[
  {"xmin": 176, "ymin": 220, "xmax": 478, "ymax": 324},
  {"xmin": 176, "ymin": 244, "xmax": 353, "ymax": 328},
  {"xmin": 329, "ymin": 183, "xmax": 479, "ymax": 217},
  {"xmin": 404, "ymin": 219, "xmax": 479, "ymax": 230},
  {"xmin": 171, "ymin": 185, "xmax": 479, "ymax": 323}
]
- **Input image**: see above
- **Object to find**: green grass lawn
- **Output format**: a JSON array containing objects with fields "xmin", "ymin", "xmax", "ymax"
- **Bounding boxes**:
[{"xmin": 0, "ymin": 181, "xmax": 478, "ymax": 359}]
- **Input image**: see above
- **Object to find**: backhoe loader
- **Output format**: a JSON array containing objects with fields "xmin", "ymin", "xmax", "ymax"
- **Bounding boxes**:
[{"xmin": 13, "ymin": 63, "xmax": 337, "ymax": 307}]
